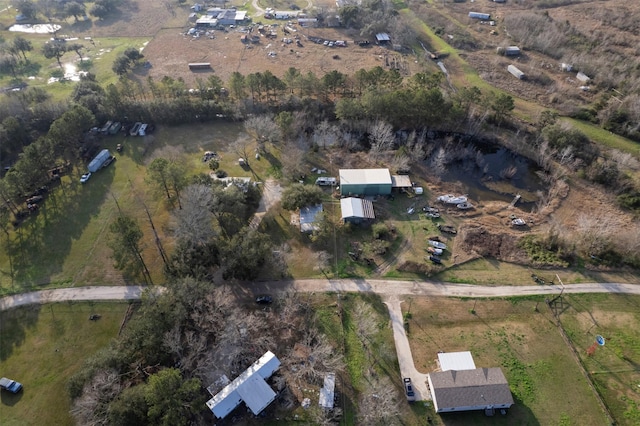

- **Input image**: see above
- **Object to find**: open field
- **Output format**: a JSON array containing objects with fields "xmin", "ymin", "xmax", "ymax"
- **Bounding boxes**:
[
  {"xmin": 0, "ymin": 122, "xmax": 253, "ymax": 293},
  {"xmin": 404, "ymin": 294, "xmax": 640, "ymax": 425},
  {"xmin": 0, "ymin": 302, "xmax": 128, "ymax": 426}
]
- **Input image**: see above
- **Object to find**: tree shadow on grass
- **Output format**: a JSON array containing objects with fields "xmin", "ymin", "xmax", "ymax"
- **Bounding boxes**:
[
  {"xmin": 0, "ymin": 304, "xmax": 41, "ymax": 362},
  {"xmin": 7, "ymin": 166, "xmax": 116, "ymax": 291}
]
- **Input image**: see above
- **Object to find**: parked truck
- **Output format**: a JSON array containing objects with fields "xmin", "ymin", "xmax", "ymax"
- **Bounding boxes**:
[{"xmin": 88, "ymin": 149, "xmax": 112, "ymax": 173}]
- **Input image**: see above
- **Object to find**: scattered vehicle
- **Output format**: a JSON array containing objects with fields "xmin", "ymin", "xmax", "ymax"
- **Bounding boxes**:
[
  {"xmin": 315, "ymin": 177, "xmax": 336, "ymax": 186},
  {"xmin": 116, "ymin": 144, "xmax": 123, "ymax": 153},
  {"xmin": 403, "ymin": 378, "xmax": 416, "ymax": 401},
  {"xmin": 89, "ymin": 314, "xmax": 101, "ymax": 320},
  {"xmin": 437, "ymin": 194, "xmax": 468, "ymax": 205},
  {"xmin": 428, "ymin": 240, "xmax": 447, "ymax": 250},
  {"xmin": 255, "ymin": 295, "xmax": 273, "ymax": 304},
  {"xmin": 203, "ymin": 151, "xmax": 217, "ymax": 162},
  {"xmin": 138, "ymin": 123, "xmax": 148, "ymax": 136},
  {"xmin": 0, "ymin": 377, "xmax": 23, "ymax": 394},
  {"xmin": 429, "ymin": 255, "xmax": 442, "ymax": 264},
  {"xmin": 407, "ymin": 206, "xmax": 415, "ymax": 214},
  {"xmin": 457, "ymin": 202, "xmax": 474, "ymax": 210},
  {"xmin": 80, "ymin": 172, "xmax": 92, "ymax": 183},
  {"xmin": 438, "ymin": 224, "xmax": 457, "ymax": 234},
  {"xmin": 102, "ymin": 156, "xmax": 116, "ymax": 168},
  {"xmin": 426, "ymin": 247, "xmax": 443, "ymax": 255},
  {"xmin": 510, "ymin": 214, "xmax": 526, "ymax": 226},
  {"xmin": 129, "ymin": 122, "xmax": 142, "ymax": 136},
  {"xmin": 26, "ymin": 195, "xmax": 43, "ymax": 205}
]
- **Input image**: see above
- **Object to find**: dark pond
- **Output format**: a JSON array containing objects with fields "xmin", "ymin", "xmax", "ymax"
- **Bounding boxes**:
[{"xmin": 439, "ymin": 145, "xmax": 545, "ymax": 211}]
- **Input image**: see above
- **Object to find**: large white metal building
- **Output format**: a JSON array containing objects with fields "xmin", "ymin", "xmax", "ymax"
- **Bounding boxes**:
[{"xmin": 206, "ymin": 351, "xmax": 281, "ymax": 419}]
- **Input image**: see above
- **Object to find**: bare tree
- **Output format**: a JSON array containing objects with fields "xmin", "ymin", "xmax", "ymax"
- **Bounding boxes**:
[
  {"xmin": 172, "ymin": 184, "xmax": 215, "ymax": 244},
  {"xmin": 280, "ymin": 140, "xmax": 307, "ymax": 180},
  {"xmin": 228, "ymin": 136, "xmax": 253, "ymax": 166},
  {"xmin": 358, "ymin": 373, "xmax": 401, "ymax": 425},
  {"xmin": 313, "ymin": 120, "xmax": 340, "ymax": 149},
  {"xmin": 244, "ymin": 114, "xmax": 281, "ymax": 152},
  {"xmin": 369, "ymin": 120, "xmax": 394, "ymax": 160},
  {"xmin": 70, "ymin": 369, "xmax": 122, "ymax": 426}
]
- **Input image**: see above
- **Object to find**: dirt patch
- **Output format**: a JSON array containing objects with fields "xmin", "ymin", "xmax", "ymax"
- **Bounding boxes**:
[
  {"xmin": 457, "ymin": 222, "xmax": 527, "ymax": 263},
  {"xmin": 140, "ymin": 26, "xmax": 418, "ymax": 86}
]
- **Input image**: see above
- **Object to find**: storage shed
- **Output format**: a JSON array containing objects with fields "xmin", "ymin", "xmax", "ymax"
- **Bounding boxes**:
[
  {"xmin": 319, "ymin": 372, "xmax": 336, "ymax": 409},
  {"xmin": 341, "ymin": 197, "xmax": 375, "ymax": 223},
  {"xmin": 391, "ymin": 175, "xmax": 412, "ymax": 190},
  {"xmin": 427, "ymin": 368, "xmax": 514, "ymax": 414},
  {"xmin": 339, "ymin": 169, "xmax": 392, "ymax": 196},
  {"xmin": 375, "ymin": 33, "xmax": 391, "ymax": 43},
  {"xmin": 206, "ymin": 351, "xmax": 281, "ymax": 419},
  {"xmin": 504, "ymin": 46, "xmax": 521, "ymax": 56}
]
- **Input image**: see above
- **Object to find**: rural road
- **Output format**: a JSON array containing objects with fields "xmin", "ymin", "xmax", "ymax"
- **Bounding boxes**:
[
  {"xmin": 2, "ymin": 279, "xmax": 639, "ymax": 402},
  {"xmin": 3, "ymin": 280, "xmax": 640, "ymax": 311}
]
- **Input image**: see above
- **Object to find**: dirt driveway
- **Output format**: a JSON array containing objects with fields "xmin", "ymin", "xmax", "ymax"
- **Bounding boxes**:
[{"xmin": 249, "ymin": 178, "xmax": 283, "ymax": 229}]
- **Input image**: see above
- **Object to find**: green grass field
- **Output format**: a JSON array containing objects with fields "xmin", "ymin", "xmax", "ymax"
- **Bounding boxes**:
[
  {"xmin": 0, "ymin": 122, "xmax": 248, "ymax": 293},
  {"xmin": 405, "ymin": 294, "xmax": 640, "ymax": 425},
  {"xmin": 0, "ymin": 302, "xmax": 128, "ymax": 426}
]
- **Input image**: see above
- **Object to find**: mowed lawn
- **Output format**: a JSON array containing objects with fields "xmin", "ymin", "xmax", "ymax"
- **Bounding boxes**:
[
  {"xmin": 0, "ymin": 122, "xmax": 248, "ymax": 293},
  {"xmin": 0, "ymin": 302, "xmax": 128, "ymax": 426},
  {"xmin": 405, "ymin": 296, "xmax": 613, "ymax": 425}
]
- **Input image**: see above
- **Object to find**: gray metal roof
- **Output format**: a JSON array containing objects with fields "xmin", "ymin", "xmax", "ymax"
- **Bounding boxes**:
[
  {"xmin": 428, "ymin": 368, "xmax": 514, "ymax": 411},
  {"xmin": 339, "ymin": 169, "xmax": 392, "ymax": 186},
  {"xmin": 340, "ymin": 197, "xmax": 375, "ymax": 219}
]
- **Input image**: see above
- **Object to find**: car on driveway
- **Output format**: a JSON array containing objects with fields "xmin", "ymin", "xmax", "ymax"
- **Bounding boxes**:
[
  {"xmin": 255, "ymin": 295, "xmax": 273, "ymax": 305},
  {"xmin": 0, "ymin": 377, "xmax": 23, "ymax": 394},
  {"xmin": 80, "ymin": 172, "xmax": 92, "ymax": 183},
  {"xmin": 403, "ymin": 377, "xmax": 415, "ymax": 402}
]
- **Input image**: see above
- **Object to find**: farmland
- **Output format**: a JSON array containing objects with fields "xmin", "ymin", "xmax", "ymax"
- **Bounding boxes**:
[{"xmin": 1, "ymin": 0, "xmax": 640, "ymax": 424}]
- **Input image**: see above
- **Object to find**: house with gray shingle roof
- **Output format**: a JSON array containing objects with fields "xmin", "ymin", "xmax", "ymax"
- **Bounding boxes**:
[{"xmin": 427, "ymin": 367, "xmax": 514, "ymax": 414}]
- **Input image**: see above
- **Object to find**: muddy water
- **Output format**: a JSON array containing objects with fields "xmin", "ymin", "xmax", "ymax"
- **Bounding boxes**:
[{"xmin": 441, "ymin": 145, "xmax": 545, "ymax": 210}]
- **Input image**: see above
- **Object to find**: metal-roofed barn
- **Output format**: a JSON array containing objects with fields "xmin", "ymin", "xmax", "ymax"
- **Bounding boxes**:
[
  {"xmin": 339, "ymin": 169, "xmax": 392, "ymax": 196},
  {"xmin": 206, "ymin": 351, "xmax": 280, "ymax": 419},
  {"xmin": 375, "ymin": 33, "xmax": 391, "ymax": 43}
]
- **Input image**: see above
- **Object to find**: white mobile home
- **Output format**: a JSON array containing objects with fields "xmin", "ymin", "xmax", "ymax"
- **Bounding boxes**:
[{"xmin": 206, "ymin": 351, "xmax": 281, "ymax": 419}]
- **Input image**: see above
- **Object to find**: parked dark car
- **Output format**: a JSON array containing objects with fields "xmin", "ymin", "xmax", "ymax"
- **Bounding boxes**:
[
  {"xmin": 255, "ymin": 295, "xmax": 273, "ymax": 305},
  {"xmin": 429, "ymin": 255, "xmax": 442, "ymax": 264},
  {"xmin": 403, "ymin": 378, "xmax": 415, "ymax": 401}
]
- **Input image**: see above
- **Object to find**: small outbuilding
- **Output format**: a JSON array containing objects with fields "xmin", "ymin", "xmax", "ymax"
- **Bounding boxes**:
[
  {"xmin": 300, "ymin": 204, "xmax": 323, "ymax": 233},
  {"xmin": 437, "ymin": 351, "xmax": 477, "ymax": 372},
  {"xmin": 391, "ymin": 175, "xmax": 412, "ymax": 191},
  {"xmin": 375, "ymin": 33, "xmax": 391, "ymax": 43},
  {"xmin": 508, "ymin": 64, "xmax": 525, "ymax": 80},
  {"xmin": 339, "ymin": 169, "xmax": 392, "ymax": 196},
  {"xmin": 206, "ymin": 351, "xmax": 281, "ymax": 419},
  {"xmin": 319, "ymin": 372, "xmax": 336, "ymax": 409},
  {"xmin": 341, "ymin": 197, "xmax": 375, "ymax": 223}
]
